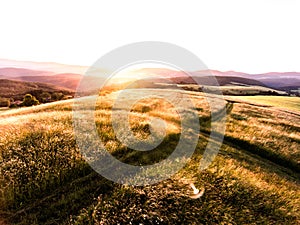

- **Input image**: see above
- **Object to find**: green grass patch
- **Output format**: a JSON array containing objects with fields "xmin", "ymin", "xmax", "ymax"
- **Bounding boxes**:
[{"xmin": 234, "ymin": 96, "xmax": 300, "ymax": 111}]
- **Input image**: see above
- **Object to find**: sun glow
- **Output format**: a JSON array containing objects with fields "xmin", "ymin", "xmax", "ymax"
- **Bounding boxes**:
[{"xmin": 108, "ymin": 63, "xmax": 181, "ymax": 83}]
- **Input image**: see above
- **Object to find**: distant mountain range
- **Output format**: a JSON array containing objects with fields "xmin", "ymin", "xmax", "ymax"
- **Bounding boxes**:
[
  {"xmin": 0, "ymin": 59, "xmax": 299, "ymax": 97},
  {"xmin": 131, "ymin": 68, "xmax": 300, "ymax": 91}
]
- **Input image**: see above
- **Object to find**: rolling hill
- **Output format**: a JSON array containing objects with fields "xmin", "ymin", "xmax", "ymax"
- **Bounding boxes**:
[
  {"xmin": 0, "ymin": 59, "xmax": 298, "ymax": 224},
  {"xmin": 12, "ymin": 73, "xmax": 83, "ymax": 90},
  {"xmin": 0, "ymin": 69, "xmax": 106, "ymax": 92},
  {"xmin": 0, "ymin": 58, "xmax": 299, "ymax": 95},
  {"xmin": 120, "ymin": 67, "xmax": 300, "ymax": 92},
  {"xmin": 196, "ymin": 70, "xmax": 300, "ymax": 91},
  {"xmin": 0, "ymin": 67, "xmax": 54, "ymax": 78},
  {"xmin": 122, "ymin": 76, "xmax": 287, "ymax": 96},
  {"xmin": 0, "ymin": 79, "xmax": 73, "ymax": 100},
  {"xmin": 171, "ymin": 76, "xmax": 268, "ymax": 86},
  {"xmin": 0, "ymin": 89, "xmax": 299, "ymax": 224}
]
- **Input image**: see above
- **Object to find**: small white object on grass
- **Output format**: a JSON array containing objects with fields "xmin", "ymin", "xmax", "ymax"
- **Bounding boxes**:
[
  {"xmin": 189, "ymin": 183, "xmax": 205, "ymax": 199},
  {"xmin": 190, "ymin": 183, "xmax": 199, "ymax": 194}
]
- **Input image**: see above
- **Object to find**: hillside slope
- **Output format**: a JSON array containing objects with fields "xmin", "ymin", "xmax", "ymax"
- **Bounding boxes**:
[
  {"xmin": 0, "ymin": 90, "xmax": 299, "ymax": 224},
  {"xmin": 171, "ymin": 76, "xmax": 268, "ymax": 87},
  {"xmin": 13, "ymin": 73, "xmax": 82, "ymax": 90},
  {"xmin": 0, "ymin": 79, "xmax": 73, "ymax": 100},
  {"xmin": 11, "ymin": 73, "xmax": 105, "ymax": 91}
]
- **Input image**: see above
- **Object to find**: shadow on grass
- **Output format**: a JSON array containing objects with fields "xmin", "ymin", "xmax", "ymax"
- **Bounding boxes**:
[
  {"xmin": 70, "ymin": 171, "xmax": 298, "ymax": 224},
  {"xmin": 223, "ymin": 135, "xmax": 300, "ymax": 174},
  {"xmin": 5, "ymin": 169, "xmax": 115, "ymax": 225}
]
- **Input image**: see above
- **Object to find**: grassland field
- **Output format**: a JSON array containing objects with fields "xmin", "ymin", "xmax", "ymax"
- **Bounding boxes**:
[
  {"xmin": 0, "ymin": 90, "xmax": 299, "ymax": 224},
  {"xmin": 232, "ymin": 96, "xmax": 300, "ymax": 112}
]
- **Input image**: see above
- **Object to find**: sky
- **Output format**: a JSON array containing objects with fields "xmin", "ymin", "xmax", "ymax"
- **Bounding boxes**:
[{"xmin": 0, "ymin": 0, "xmax": 299, "ymax": 73}]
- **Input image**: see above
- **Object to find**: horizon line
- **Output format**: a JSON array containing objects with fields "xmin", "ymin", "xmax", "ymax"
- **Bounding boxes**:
[{"xmin": 0, "ymin": 58, "xmax": 299, "ymax": 75}]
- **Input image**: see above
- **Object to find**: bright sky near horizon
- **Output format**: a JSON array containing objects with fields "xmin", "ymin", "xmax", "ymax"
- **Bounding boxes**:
[{"xmin": 0, "ymin": 0, "xmax": 299, "ymax": 73}]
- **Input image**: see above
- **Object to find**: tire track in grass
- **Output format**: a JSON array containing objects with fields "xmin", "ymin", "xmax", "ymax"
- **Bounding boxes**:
[{"xmin": 201, "ymin": 101, "xmax": 300, "ymax": 175}]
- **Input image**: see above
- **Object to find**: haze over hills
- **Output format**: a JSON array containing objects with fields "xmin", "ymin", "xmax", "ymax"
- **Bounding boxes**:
[
  {"xmin": 132, "ymin": 68, "xmax": 300, "ymax": 79},
  {"xmin": 11, "ymin": 73, "xmax": 82, "ymax": 90},
  {"xmin": 0, "ymin": 59, "xmax": 88, "ymax": 75},
  {"xmin": 207, "ymin": 70, "xmax": 300, "ymax": 90},
  {"xmin": 0, "ymin": 59, "xmax": 299, "ymax": 94},
  {"xmin": 131, "ymin": 68, "xmax": 300, "ymax": 89},
  {"xmin": 0, "ymin": 68, "xmax": 55, "ymax": 78},
  {"xmin": 0, "ymin": 60, "xmax": 108, "ymax": 91}
]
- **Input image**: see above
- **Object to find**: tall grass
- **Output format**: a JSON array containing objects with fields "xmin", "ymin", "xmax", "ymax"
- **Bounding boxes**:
[{"xmin": 0, "ymin": 90, "xmax": 299, "ymax": 224}]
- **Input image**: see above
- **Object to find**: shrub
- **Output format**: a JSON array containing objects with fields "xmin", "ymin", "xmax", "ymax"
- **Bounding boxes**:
[
  {"xmin": 21, "ymin": 94, "xmax": 39, "ymax": 106},
  {"xmin": 39, "ymin": 92, "xmax": 52, "ymax": 103},
  {"xmin": 0, "ymin": 97, "xmax": 10, "ymax": 107},
  {"xmin": 9, "ymin": 103, "xmax": 18, "ymax": 108},
  {"xmin": 51, "ymin": 92, "xmax": 64, "ymax": 101}
]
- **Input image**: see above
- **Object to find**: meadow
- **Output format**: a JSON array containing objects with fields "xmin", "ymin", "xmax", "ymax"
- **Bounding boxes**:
[
  {"xmin": 0, "ymin": 90, "xmax": 299, "ymax": 224},
  {"xmin": 233, "ymin": 95, "xmax": 300, "ymax": 112}
]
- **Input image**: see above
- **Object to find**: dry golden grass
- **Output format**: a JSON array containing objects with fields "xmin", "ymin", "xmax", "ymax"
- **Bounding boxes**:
[
  {"xmin": 0, "ymin": 89, "xmax": 299, "ymax": 224},
  {"xmin": 226, "ymin": 103, "xmax": 300, "ymax": 165}
]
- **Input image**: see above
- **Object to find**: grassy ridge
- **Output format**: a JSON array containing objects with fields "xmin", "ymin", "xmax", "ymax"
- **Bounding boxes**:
[{"xmin": 0, "ymin": 91, "xmax": 299, "ymax": 224}]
